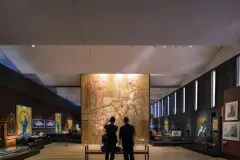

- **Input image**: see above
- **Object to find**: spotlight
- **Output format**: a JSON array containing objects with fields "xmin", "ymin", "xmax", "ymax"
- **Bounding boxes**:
[
  {"xmin": 32, "ymin": 45, "xmax": 35, "ymax": 47},
  {"xmin": 163, "ymin": 45, "xmax": 166, "ymax": 48},
  {"xmin": 189, "ymin": 45, "xmax": 192, "ymax": 48}
]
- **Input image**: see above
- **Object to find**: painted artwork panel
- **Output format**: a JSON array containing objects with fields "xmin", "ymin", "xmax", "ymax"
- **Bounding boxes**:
[
  {"xmin": 32, "ymin": 119, "xmax": 45, "ymax": 128},
  {"xmin": 7, "ymin": 113, "xmax": 16, "ymax": 136},
  {"xmin": 212, "ymin": 118, "xmax": 219, "ymax": 132},
  {"xmin": 197, "ymin": 117, "xmax": 207, "ymax": 138},
  {"xmin": 16, "ymin": 105, "xmax": 32, "ymax": 138},
  {"xmin": 223, "ymin": 122, "xmax": 240, "ymax": 141},
  {"xmin": 225, "ymin": 101, "xmax": 238, "ymax": 121},
  {"xmin": 81, "ymin": 74, "xmax": 150, "ymax": 144},
  {"xmin": 55, "ymin": 113, "xmax": 62, "ymax": 134},
  {"xmin": 46, "ymin": 120, "xmax": 55, "ymax": 128},
  {"xmin": 67, "ymin": 120, "xmax": 73, "ymax": 130}
]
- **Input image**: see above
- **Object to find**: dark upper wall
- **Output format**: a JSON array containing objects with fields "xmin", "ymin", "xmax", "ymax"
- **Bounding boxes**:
[
  {"xmin": 153, "ymin": 53, "xmax": 239, "ymax": 149},
  {"xmin": 0, "ymin": 64, "xmax": 80, "ymax": 132}
]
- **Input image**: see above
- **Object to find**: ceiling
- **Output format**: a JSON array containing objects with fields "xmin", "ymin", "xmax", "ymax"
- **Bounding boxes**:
[
  {"xmin": 0, "ymin": 45, "xmax": 220, "ymax": 104},
  {"xmin": 0, "ymin": 0, "xmax": 240, "ymax": 45},
  {"xmin": 0, "ymin": 0, "xmax": 239, "ymax": 105}
]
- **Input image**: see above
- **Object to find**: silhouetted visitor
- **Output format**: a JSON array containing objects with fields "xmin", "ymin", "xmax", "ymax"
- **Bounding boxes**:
[
  {"xmin": 104, "ymin": 116, "xmax": 118, "ymax": 160},
  {"xmin": 119, "ymin": 117, "xmax": 135, "ymax": 160}
]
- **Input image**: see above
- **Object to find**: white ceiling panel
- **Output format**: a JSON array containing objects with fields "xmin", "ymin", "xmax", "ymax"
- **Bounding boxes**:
[
  {"xmin": 75, "ymin": 0, "xmax": 240, "ymax": 45},
  {"xmin": 1, "ymin": 45, "xmax": 218, "ymax": 75},
  {"xmin": 0, "ymin": 0, "xmax": 240, "ymax": 44},
  {"xmin": 0, "ymin": 45, "xmax": 226, "ymax": 104}
]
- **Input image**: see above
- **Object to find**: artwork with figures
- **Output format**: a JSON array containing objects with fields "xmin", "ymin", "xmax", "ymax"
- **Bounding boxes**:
[
  {"xmin": 223, "ymin": 122, "xmax": 240, "ymax": 141},
  {"xmin": 16, "ymin": 105, "xmax": 32, "ymax": 138},
  {"xmin": 81, "ymin": 74, "xmax": 149, "ymax": 144},
  {"xmin": 225, "ymin": 101, "xmax": 238, "ymax": 121},
  {"xmin": 197, "ymin": 117, "xmax": 207, "ymax": 138},
  {"xmin": 55, "ymin": 113, "xmax": 62, "ymax": 134},
  {"xmin": 7, "ymin": 113, "xmax": 16, "ymax": 136}
]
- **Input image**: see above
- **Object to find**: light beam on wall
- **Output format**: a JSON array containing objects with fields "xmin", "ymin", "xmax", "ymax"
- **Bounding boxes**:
[
  {"xmin": 195, "ymin": 80, "xmax": 198, "ymax": 111},
  {"xmin": 162, "ymin": 99, "xmax": 164, "ymax": 117},
  {"xmin": 167, "ymin": 96, "xmax": 170, "ymax": 116},
  {"xmin": 174, "ymin": 92, "xmax": 177, "ymax": 114},
  {"xmin": 211, "ymin": 71, "xmax": 216, "ymax": 108},
  {"xmin": 183, "ymin": 87, "xmax": 186, "ymax": 113}
]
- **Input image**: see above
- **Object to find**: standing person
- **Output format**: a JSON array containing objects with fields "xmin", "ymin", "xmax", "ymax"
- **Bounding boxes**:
[
  {"xmin": 104, "ymin": 116, "xmax": 118, "ymax": 160},
  {"xmin": 119, "ymin": 117, "xmax": 135, "ymax": 160}
]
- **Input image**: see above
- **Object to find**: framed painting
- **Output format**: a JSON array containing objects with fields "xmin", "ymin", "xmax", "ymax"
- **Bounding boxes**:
[
  {"xmin": 32, "ymin": 119, "xmax": 45, "ymax": 128},
  {"xmin": 225, "ymin": 101, "xmax": 238, "ymax": 121},
  {"xmin": 212, "ymin": 118, "xmax": 219, "ymax": 132},
  {"xmin": 223, "ymin": 122, "xmax": 240, "ymax": 141}
]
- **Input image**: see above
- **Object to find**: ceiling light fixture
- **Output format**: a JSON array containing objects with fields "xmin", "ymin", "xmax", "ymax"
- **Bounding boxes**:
[
  {"xmin": 189, "ymin": 45, "xmax": 192, "ymax": 48},
  {"xmin": 163, "ymin": 45, "xmax": 166, "ymax": 48},
  {"xmin": 32, "ymin": 45, "xmax": 35, "ymax": 47}
]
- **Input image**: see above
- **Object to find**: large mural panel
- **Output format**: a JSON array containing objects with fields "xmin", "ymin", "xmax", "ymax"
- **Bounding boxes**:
[
  {"xmin": 81, "ymin": 74, "xmax": 150, "ymax": 144},
  {"xmin": 16, "ymin": 105, "xmax": 32, "ymax": 138}
]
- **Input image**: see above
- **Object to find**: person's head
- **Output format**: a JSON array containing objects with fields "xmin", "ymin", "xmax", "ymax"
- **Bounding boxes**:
[
  {"xmin": 110, "ymin": 116, "xmax": 115, "ymax": 124},
  {"xmin": 124, "ymin": 117, "xmax": 129, "ymax": 124}
]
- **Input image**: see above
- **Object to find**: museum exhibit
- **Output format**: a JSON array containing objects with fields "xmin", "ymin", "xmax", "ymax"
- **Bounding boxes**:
[
  {"xmin": 1, "ymin": 1, "xmax": 240, "ymax": 159},
  {"xmin": 81, "ymin": 74, "xmax": 150, "ymax": 144}
]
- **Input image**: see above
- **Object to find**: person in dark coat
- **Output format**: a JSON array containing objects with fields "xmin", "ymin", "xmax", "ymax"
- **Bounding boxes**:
[
  {"xmin": 104, "ymin": 116, "xmax": 118, "ymax": 160},
  {"xmin": 119, "ymin": 117, "xmax": 135, "ymax": 160}
]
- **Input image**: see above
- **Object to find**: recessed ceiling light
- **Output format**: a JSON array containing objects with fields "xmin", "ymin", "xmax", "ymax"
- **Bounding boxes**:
[
  {"xmin": 32, "ymin": 45, "xmax": 35, "ymax": 47},
  {"xmin": 189, "ymin": 45, "xmax": 192, "ymax": 48},
  {"xmin": 163, "ymin": 45, "xmax": 166, "ymax": 48}
]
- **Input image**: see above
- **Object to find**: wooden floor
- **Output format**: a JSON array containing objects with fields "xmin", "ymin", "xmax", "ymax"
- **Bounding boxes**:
[{"xmin": 26, "ymin": 143, "xmax": 224, "ymax": 160}]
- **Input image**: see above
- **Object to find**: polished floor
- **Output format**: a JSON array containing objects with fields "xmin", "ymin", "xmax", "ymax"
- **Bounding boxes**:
[{"xmin": 27, "ymin": 143, "xmax": 224, "ymax": 160}]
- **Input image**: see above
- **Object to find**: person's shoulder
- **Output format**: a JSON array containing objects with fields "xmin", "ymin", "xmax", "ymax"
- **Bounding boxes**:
[
  {"xmin": 129, "ymin": 124, "xmax": 134, "ymax": 127},
  {"xmin": 120, "ymin": 125, "xmax": 125, "ymax": 129}
]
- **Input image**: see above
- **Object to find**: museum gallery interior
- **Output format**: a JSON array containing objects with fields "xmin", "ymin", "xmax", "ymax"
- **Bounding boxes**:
[{"xmin": 1, "ymin": 1, "xmax": 240, "ymax": 160}]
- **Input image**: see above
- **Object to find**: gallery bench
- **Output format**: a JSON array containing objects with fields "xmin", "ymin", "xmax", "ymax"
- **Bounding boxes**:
[{"xmin": 85, "ymin": 145, "xmax": 149, "ymax": 160}]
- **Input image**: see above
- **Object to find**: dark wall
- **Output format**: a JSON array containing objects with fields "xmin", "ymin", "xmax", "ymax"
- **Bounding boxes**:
[
  {"xmin": 152, "ymin": 54, "xmax": 239, "ymax": 153},
  {"xmin": 223, "ymin": 87, "xmax": 240, "ymax": 157},
  {"xmin": 0, "ymin": 64, "xmax": 80, "ymax": 134}
]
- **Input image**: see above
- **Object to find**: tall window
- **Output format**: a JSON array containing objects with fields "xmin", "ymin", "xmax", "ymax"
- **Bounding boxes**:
[
  {"xmin": 167, "ymin": 96, "xmax": 170, "ymax": 116},
  {"xmin": 211, "ymin": 70, "xmax": 216, "ymax": 108},
  {"xmin": 174, "ymin": 92, "xmax": 177, "ymax": 114},
  {"xmin": 151, "ymin": 104, "xmax": 153, "ymax": 115},
  {"xmin": 154, "ymin": 103, "xmax": 157, "ymax": 118},
  {"xmin": 158, "ymin": 101, "xmax": 160, "ymax": 118},
  {"xmin": 237, "ymin": 56, "xmax": 240, "ymax": 86},
  {"xmin": 161, "ymin": 99, "xmax": 164, "ymax": 117},
  {"xmin": 195, "ymin": 80, "xmax": 198, "ymax": 111},
  {"xmin": 183, "ymin": 87, "xmax": 186, "ymax": 113}
]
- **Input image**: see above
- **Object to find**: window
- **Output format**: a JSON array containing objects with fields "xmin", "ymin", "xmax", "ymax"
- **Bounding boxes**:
[
  {"xmin": 167, "ymin": 96, "xmax": 170, "ymax": 116},
  {"xmin": 174, "ymin": 92, "xmax": 177, "ymax": 114},
  {"xmin": 151, "ymin": 104, "xmax": 153, "ymax": 115},
  {"xmin": 158, "ymin": 101, "xmax": 160, "ymax": 118},
  {"xmin": 237, "ymin": 56, "xmax": 240, "ymax": 86},
  {"xmin": 161, "ymin": 99, "xmax": 164, "ymax": 117},
  {"xmin": 211, "ymin": 70, "xmax": 216, "ymax": 108},
  {"xmin": 154, "ymin": 103, "xmax": 157, "ymax": 118},
  {"xmin": 183, "ymin": 87, "xmax": 186, "ymax": 113},
  {"xmin": 195, "ymin": 80, "xmax": 198, "ymax": 111}
]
